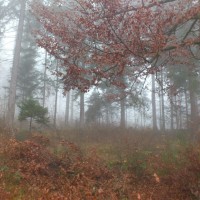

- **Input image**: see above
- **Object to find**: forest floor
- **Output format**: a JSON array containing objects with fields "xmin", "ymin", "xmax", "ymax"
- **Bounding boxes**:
[{"xmin": 0, "ymin": 126, "xmax": 200, "ymax": 199}]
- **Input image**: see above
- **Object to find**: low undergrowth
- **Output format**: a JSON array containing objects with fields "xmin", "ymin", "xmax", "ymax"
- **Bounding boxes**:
[{"xmin": 0, "ymin": 129, "xmax": 199, "ymax": 199}]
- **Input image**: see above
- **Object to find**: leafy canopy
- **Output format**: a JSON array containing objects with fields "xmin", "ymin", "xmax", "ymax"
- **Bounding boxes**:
[{"xmin": 31, "ymin": 0, "xmax": 200, "ymax": 92}]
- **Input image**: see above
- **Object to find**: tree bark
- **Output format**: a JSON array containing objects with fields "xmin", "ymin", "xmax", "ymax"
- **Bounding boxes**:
[
  {"xmin": 170, "ymin": 96, "xmax": 174, "ymax": 130},
  {"xmin": 29, "ymin": 117, "xmax": 32, "ymax": 133},
  {"xmin": 106, "ymin": 105, "xmax": 110, "ymax": 125},
  {"xmin": 42, "ymin": 51, "xmax": 47, "ymax": 107},
  {"xmin": 7, "ymin": 0, "xmax": 26, "ymax": 129},
  {"xmin": 189, "ymin": 85, "xmax": 198, "ymax": 132},
  {"xmin": 179, "ymin": 94, "xmax": 183, "ymax": 129},
  {"xmin": 120, "ymin": 97, "xmax": 126, "ymax": 128},
  {"xmin": 174, "ymin": 95, "xmax": 179, "ymax": 129},
  {"xmin": 53, "ymin": 62, "xmax": 59, "ymax": 128},
  {"xmin": 70, "ymin": 90, "xmax": 74, "ymax": 124},
  {"xmin": 65, "ymin": 91, "xmax": 70, "ymax": 125},
  {"xmin": 161, "ymin": 69, "xmax": 165, "ymax": 131},
  {"xmin": 152, "ymin": 74, "xmax": 158, "ymax": 131},
  {"xmin": 159, "ymin": 88, "xmax": 162, "ymax": 130},
  {"xmin": 80, "ymin": 92, "xmax": 85, "ymax": 128},
  {"xmin": 184, "ymin": 89, "xmax": 189, "ymax": 129}
]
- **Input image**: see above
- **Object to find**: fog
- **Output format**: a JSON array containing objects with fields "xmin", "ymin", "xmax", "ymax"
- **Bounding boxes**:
[
  {"xmin": 0, "ymin": 0, "xmax": 199, "ymax": 133},
  {"xmin": 1, "ymin": 1, "xmax": 200, "ymax": 199}
]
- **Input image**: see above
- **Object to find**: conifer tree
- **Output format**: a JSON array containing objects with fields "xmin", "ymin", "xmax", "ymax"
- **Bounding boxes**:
[
  {"xmin": 18, "ymin": 98, "xmax": 49, "ymax": 133},
  {"xmin": 17, "ymin": 12, "xmax": 41, "ymax": 102}
]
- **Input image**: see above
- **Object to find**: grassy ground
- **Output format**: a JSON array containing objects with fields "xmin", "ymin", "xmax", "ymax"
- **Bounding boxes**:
[{"xmin": 0, "ymin": 126, "xmax": 200, "ymax": 199}]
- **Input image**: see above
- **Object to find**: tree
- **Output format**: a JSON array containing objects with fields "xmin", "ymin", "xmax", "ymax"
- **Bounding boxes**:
[
  {"xmin": 86, "ymin": 91, "xmax": 105, "ymax": 124},
  {"xmin": 85, "ymin": 89, "xmax": 118, "ymax": 125},
  {"xmin": 7, "ymin": 0, "xmax": 26, "ymax": 128},
  {"xmin": 42, "ymin": 51, "xmax": 48, "ymax": 107},
  {"xmin": 0, "ymin": 0, "xmax": 18, "ymax": 31},
  {"xmin": 167, "ymin": 57, "xmax": 200, "ymax": 130},
  {"xmin": 17, "ymin": 12, "xmax": 41, "ymax": 102},
  {"xmin": 53, "ymin": 61, "xmax": 59, "ymax": 128},
  {"xmin": 31, "ymin": 0, "xmax": 200, "ymax": 90},
  {"xmin": 65, "ymin": 91, "xmax": 70, "ymax": 125},
  {"xmin": 151, "ymin": 74, "xmax": 158, "ymax": 131},
  {"xmin": 31, "ymin": 0, "xmax": 200, "ymax": 131},
  {"xmin": 18, "ymin": 99, "xmax": 49, "ymax": 133},
  {"xmin": 79, "ymin": 92, "xmax": 85, "ymax": 127}
]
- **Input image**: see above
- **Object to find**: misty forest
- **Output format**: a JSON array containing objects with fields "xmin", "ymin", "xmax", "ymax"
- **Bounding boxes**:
[{"xmin": 1, "ymin": 0, "xmax": 200, "ymax": 199}]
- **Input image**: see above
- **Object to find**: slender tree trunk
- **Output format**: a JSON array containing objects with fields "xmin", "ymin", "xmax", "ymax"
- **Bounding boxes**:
[
  {"xmin": 161, "ymin": 70, "xmax": 165, "ymax": 131},
  {"xmin": 7, "ymin": 0, "xmax": 26, "ymax": 129},
  {"xmin": 106, "ymin": 105, "xmax": 110, "ymax": 125},
  {"xmin": 159, "ymin": 89, "xmax": 162, "ymax": 130},
  {"xmin": 109, "ymin": 107, "xmax": 112, "ymax": 124},
  {"xmin": 179, "ymin": 94, "xmax": 183, "ymax": 129},
  {"xmin": 120, "ymin": 97, "xmax": 126, "ymax": 128},
  {"xmin": 152, "ymin": 74, "xmax": 158, "ymax": 131},
  {"xmin": 42, "ymin": 51, "xmax": 47, "ymax": 107},
  {"xmin": 143, "ymin": 106, "xmax": 145, "ymax": 127},
  {"xmin": 189, "ymin": 85, "xmax": 198, "ymax": 132},
  {"xmin": 65, "ymin": 91, "xmax": 70, "ymax": 125},
  {"xmin": 126, "ymin": 105, "xmax": 128, "ymax": 127},
  {"xmin": 174, "ymin": 95, "xmax": 179, "ymax": 129},
  {"xmin": 53, "ymin": 62, "xmax": 59, "ymax": 128},
  {"xmin": 80, "ymin": 92, "xmax": 85, "ymax": 128},
  {"xmin": 133, "ymin": 107, "xmax": 136, "ymax": 126},
  {"xmin": 170, "ymin": 96, "xmax": 174, "ymax": 130},
  {"xmin": 29, "ymin": 117, "xmax": 32, "ymax": 133},
  {"xmin": 140, "ymin": 106, "xmax": 143, "ymax": 127},
  {"xmin": 184, "ymin": 89, "xmax": 189, "ymax": 129},
  {"xmin": 70, "ymin": 90, "xmax": 74, "ymax": 124}
]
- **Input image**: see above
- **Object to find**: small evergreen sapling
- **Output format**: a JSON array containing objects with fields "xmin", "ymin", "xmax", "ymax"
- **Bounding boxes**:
[{"xmin": 18, "ymin": 99, "xmax": 49, "ymax": 132}]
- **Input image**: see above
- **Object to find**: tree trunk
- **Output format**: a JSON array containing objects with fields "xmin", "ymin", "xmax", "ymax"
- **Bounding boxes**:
[
  {"xmin": 143, "ymin": 104, "xmax": 146, "ymax": 127},
  {"xmin": 174, "ymin": 95, "xmax": 179, "ymax": 129},
  {"xmin": 29, "ymin": 117, "xmax": 32, "ymax": 134},
  {"xmin": 42, "ymin": 51, "xmax": 47, "ymax": 107},
  {"xmin": 184, "ymin": 89, "xmax": 189, "ymax": 129},
  {"xmin": 140, "ymin": 106, "xmax": 143, "ymax": 127},
  {"xmin": 65, "ymin": 91, "xmax": 70, "ymax": 125},
  {"xmin": 170, "ymin": 96, "xmax": 174, "ymax": 130},
  {"xmin": 161, "ymin": 69, "xmax": 165, "ymax": 131},
  {"xmin": 159, "ymin": 88, "xmax": 162, "ymax": 130},
  {"xmin": 179, "ymin": 94, "xmax": 183, "ymax": 129},
  {"xmin": 120, "ymin": 97, "xmax": 126, "ymax": 128},
  {"xmin": 70, "ymin": 90, "xmax": 74, "ymax": 124},
  {"xmin": 126, "ymin": 105, "xmax": 128, "ymax": 127},
  {"xmin": 80, "ymin": 92, "xmax": 85, "ymax": 128},
  {"xmin": 189, "ymin": 85, "xmax": 198, "ymax": 132},
  {"xmin": 53, "ymin": 62, "xmax": 59, "ymax": 128},
  {"xmin": 7, "ymin": 0, "xmax": 26, "ymax": 129},
  {"xmin": 152, "ymin": 74, "xmax": 158, "ymax": 131},
  {"xmin": 106, "ymin": 105, "xmax": 110, "ymax": 125}
]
